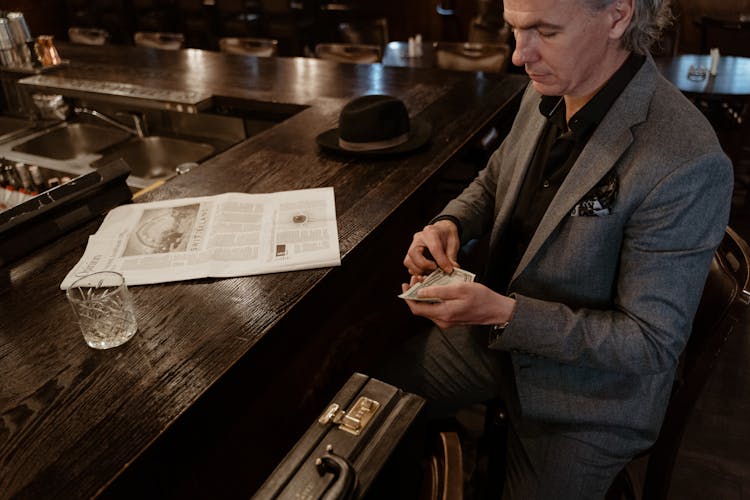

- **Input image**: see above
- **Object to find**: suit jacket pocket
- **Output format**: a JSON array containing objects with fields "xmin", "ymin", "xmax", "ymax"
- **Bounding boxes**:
[{"xmin": 571, "ymin": 171, "xmax": 618, "ymax": 216}]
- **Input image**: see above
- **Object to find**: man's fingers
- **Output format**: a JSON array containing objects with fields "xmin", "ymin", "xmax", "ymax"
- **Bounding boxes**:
[
  {"xmin": 405, "ymin": 246, "xmax": 437, "ymax": 275},
  {"xmin": 405, "ymin": 220, "xmax": 461, "ymax": 276},
  {"xmin": 417, "ymin": 286, "xmax": 438, "ymax": 301},
  {"xmin": 446, "ymin": 239, "xmax": 461, "ymax": 267},
  {"xmin": 417, "ymin": 283, "xmax": 465, "ymax": 301},
  {"xmin": 420, "ymin": 244, "xmax": 452, "ymax": 273}
]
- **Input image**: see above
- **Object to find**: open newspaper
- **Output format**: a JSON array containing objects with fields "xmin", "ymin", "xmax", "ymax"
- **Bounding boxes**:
[{"xmin": 60, "ymin": 188, "xmax": 340, "ymax": 289}]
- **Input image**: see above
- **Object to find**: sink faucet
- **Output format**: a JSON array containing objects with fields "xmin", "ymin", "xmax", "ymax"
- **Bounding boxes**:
[{"xmin": 73, "ymin": 107, "xmax": 148, "ymax": 138}]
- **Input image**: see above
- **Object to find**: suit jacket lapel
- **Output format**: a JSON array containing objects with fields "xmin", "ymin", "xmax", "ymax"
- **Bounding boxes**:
[
  {"xmin": 487, "ymin": 90, "xmax": 549, "ymax": 256},
  {"xmin": 510, "ymin": 57, "xmax": 659, "ymax": 283},
  {"xmin": 495, "ymin": 105, "xmax": 548, "ymax": 225}
]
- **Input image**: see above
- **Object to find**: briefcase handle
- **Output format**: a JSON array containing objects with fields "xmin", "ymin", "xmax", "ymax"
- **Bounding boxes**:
[{"xmin": 315, "ymin": 449, "xmax": 357, "ymax": 500}]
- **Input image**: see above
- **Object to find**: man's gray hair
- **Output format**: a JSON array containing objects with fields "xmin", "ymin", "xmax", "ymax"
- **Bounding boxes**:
[{"xmin": 584, "ymin": 0, "xmax": 674, "ymax": 55}]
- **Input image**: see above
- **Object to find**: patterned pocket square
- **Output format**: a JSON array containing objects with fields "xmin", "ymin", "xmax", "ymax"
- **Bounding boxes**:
[{"xmin": 571, "ymin": 172, "xmax": 618, "ymax": 216}]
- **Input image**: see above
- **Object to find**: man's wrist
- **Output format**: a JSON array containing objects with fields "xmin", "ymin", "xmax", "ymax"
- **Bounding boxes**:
[
  {"xmin": 430, "ymin": 215, "xmax": 462, "ymax": 240},
  {"xmin": 488, "ymin": 298, "xmax": 516, "ymax": 344}
]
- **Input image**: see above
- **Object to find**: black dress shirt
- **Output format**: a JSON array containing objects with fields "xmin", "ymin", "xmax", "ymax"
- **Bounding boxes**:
[{"xmin": 487, "ymin": 52, "xmax": 645, "ymax": 293}]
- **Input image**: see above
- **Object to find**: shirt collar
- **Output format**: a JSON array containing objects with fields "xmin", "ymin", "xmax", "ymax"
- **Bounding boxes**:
[{"xmin": 538, "ymin": 52, "xmax": 646, "ymax": 140}]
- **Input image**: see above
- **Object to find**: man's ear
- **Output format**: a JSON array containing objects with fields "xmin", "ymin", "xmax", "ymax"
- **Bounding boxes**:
[{"xmin": 608, "ymin": 0, "xmax": 634, "ymax": 40}]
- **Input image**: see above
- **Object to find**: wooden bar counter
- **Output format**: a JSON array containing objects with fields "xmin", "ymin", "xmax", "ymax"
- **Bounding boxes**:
[{"xmin": 0, "ymin": 44, "xmax": 527, "ymax": 498}]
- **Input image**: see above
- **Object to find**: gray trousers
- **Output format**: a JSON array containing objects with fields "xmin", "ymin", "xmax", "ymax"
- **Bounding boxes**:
[{"xmin": 377, "ymin": 323, "xmax": 647, "ymax": 500}]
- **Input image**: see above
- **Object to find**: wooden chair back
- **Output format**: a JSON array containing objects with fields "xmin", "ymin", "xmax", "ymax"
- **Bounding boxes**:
[{"xmin": 608, "ymin": 226, "xmax": 750, "ymax": 499}]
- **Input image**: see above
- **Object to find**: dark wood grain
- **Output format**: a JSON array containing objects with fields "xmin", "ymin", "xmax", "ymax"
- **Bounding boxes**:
[{"xmin": 0, "ymin": 44, "xmax": 527, "ymax": 498}]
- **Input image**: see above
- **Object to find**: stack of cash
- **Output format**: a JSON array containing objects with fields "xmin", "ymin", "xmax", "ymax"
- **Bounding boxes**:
[{"xmin": 398, "ymin": 268, "xmax": 475, "ymax": 302}]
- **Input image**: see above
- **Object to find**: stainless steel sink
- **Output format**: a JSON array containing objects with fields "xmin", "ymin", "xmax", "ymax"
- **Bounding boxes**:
[
  {"xmin": 0, "ymin": 116, "xmax": 35, "ymax": 142},
  {"xmin": 11, "ymin": 122, "xmax": 131, "ymax": 160},
  {"xmin": 92, "ymin": 136, "xmax": 215, "ymax": 179},
  {"xmin": 7, "ymin": 118, "xmax": 220, "ymax": 183}
]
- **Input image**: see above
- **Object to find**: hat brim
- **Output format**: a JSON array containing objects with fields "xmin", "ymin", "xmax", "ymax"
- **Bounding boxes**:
[{"xmin": 315, "ymin": 118, "xmax": 432, "ymax": 156}]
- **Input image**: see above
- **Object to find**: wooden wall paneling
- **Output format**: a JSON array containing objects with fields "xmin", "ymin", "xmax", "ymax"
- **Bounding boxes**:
[{"xmin": 673, "ymin": 0, "xmax": 750, "ymax": 53}]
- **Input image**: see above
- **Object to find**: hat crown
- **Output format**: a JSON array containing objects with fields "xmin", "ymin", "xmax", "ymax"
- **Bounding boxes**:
[
  {"xmin": 315, "ymin": 93, "xmax": 431, "ymax": 155},
  {"xmin": 338, "ymin": 95, "xmax": 410, "ymax": 143}
]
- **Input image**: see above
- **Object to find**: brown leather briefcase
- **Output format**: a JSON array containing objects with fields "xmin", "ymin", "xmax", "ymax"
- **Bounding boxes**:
[{"xmin": 252, "ymin": 372, "xmax": 426, "ymax": 499}]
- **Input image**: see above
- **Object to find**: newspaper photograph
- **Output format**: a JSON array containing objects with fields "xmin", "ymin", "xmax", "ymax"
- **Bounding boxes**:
[{"xmin": 60, "ymin": 188, "xmax": 341, "ymax": 289}]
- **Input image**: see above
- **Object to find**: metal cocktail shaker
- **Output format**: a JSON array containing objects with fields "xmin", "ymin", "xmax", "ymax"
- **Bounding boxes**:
[
  {"xmin": 5, "ymin": 12, "xmax": 39, "ymax": 66},
  {"xmin": 0, "ymin": 18, "xmax": 20, "ymax": 67}
]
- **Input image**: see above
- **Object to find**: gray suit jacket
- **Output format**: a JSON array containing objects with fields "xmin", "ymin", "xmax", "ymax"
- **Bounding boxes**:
[{"xmin": 439, "ymin": 56, "xmax": 733, "ymax": 439}]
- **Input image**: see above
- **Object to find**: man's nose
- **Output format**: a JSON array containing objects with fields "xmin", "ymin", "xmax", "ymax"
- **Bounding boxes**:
[{"xmin": 511, "ymin": 31, "xmax": 537, "ymax": 67}]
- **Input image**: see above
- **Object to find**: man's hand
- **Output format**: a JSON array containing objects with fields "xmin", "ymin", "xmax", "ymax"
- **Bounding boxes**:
[
  {"xmin": 404, "ymin": 219, "xmax": 461, "ymax": 276},
  {"xmin": 400, "ymin": 277, "xmax": 516, "ymax": 331}
]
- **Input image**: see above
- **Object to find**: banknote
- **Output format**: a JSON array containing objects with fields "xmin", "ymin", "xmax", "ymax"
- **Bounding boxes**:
[{"xmin": 398, "ymin": 267, "xmax": 476, "ymax": 302}]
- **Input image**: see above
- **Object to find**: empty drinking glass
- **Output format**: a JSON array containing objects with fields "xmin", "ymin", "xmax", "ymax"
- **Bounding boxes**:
[{"xmin": 66, "ymin": 271, "xmax": 138, "ymax": 349}]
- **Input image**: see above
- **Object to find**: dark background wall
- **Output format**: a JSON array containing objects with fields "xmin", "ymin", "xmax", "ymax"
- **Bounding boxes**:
[
  {"xmin": 2, "ymin": 0, "xmax": 747, "ymax": 54},
  {"xmin": 1, "ymin": 0, "xmax": 66, "ymax": 39}
]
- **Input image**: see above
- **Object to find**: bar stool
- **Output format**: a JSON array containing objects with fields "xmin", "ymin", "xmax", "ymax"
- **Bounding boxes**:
[
  {"xmin": 338, "ymin": 17, "xmax": 389, "ymax": 48},
  {"xmin": 219, "ymin": 36, "xmax": 278, "ymax": 57},
  {"xmin": 467, "ymin": 0, "xmax": 510, "ymax": 44},
  {"xmin": 216, "ymin": 0, "xmax": 262, "ymax": 37},
  {"xmin": 134, "ymin": 31, "xmax": 185, "ymax": 50},
  {"xmin": 68, "ymin": 27, "xmax": 110, "ymax": 45},
  {"xmin": 314, "ymin": 1, "xmax": 360, "ymax": 47},
  {"xmin": 64, "ymin": 0, "xmax": 98, "ymax": 31},
  {"xmin": 175, "ymin": 0, "xmax": 215, "ymax": 49},
  {"xmin": 436, "ymin": 0, "xmax": 462, "ymax": 41},
  {"xmin": 434, "ymin": 42, "xmax": 511, "ymax": 74},
  {"xmin": 420, "ymin": 431, "xmax": 464, "ymax": 499},
  {"xmin": 132, "ymin": 0, "xmax": 178, "ymax": 33},
  {"xmin": 261, "ymin": 0, "xmax": 316, "ymax": 56},
  {"xmin": 467, "ymin": 22, "xmax": 510, "ymax": 45},
  {"xmin": 314, "ymin": 43, "xmax": 381, "ymax": 64}
]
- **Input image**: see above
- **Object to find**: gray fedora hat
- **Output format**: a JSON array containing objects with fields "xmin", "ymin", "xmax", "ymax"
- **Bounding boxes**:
[{"xmin": 316, "ymin": 94, "xmax": 431, "ymax": 156}]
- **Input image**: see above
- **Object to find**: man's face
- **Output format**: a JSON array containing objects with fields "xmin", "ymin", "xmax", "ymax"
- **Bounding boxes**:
[{"xmin": 504, "ymin": 0, "xmax": 623, "ymax": 98}]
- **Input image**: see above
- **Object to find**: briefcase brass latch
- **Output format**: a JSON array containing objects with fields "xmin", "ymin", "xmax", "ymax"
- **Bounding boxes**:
[{"xmin": 317, "ymin": 396, "xmax": 381, "ymax": 436}]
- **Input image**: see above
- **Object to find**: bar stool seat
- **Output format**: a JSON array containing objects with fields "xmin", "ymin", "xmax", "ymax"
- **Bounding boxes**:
[
  {"xmin": 134, "ymin": 31, "xmax": 185, "ymax": 50},
  {"xmin": 434, "ymin": 41, "xmax": 510, "ymax": 73},
  {"xmin": 68, "ymin": 27, "xmax": 110, "ymax": 45},
  {"xmin": 314, "ymin": 43, "xmax": 381, "ymax": 64},
  {"xmin": 219, "ymin": 37, "xmax": 278, "ymax": 57}
]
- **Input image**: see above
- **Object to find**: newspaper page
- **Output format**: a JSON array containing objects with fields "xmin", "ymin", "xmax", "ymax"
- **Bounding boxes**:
[{"xmin": 60, "ymin": 188, "xmax": 340, "ymax": 289}]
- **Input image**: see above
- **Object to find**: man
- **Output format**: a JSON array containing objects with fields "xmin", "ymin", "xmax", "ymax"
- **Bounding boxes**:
[{"xmin": 392, "ymin": 0, "xmax": 733, "ymax": 497}]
